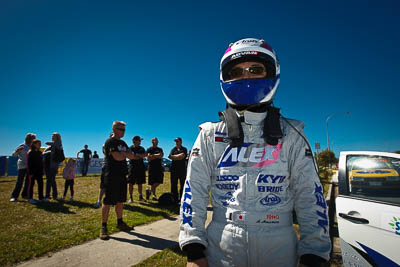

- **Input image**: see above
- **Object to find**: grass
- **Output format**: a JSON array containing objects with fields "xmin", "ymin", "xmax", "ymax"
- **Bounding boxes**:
[
  {"xmin": 0, "ymin": 172, "xmax": 337, "ymax": 267},
  {"xmin": 133, "ymin": 246, "xmax": 187, "ymax": 267},
  {"xmin": 0, "ymin": 173, "xmax": 178, "ymax": 267}
]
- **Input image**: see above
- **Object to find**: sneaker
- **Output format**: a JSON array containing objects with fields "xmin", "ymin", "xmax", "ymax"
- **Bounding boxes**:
[
  {"xmin": 128, "ymin": 198, "xmax": 134, "ymax": 203},
  {"xmin": 10, "ymin": 198, "xmax": 16, "ymax": 202},
  {"xmin": 99, "ymin": 227, "xmax": 109, "ymax": 240},
  {"xmin": 117, "ymin": 221, "xmax": 134, "ymax": 232},
  {"xmin": 40, "ymin": 198, "xmax": 49, "ymax": 203},
  {"xmin": 28, "ymin": 199, "xmax": 37, "ymax": 204},
  {"xmin": 93, "ymin": 201, "xmax": 101, "ymax": 208},
  {"xmin": 152, "ymin": 196, "xmax": 158, "ymax": 201},
  {"xmin": 145, "ymin": 189, "xmax": 151, "ymax": 200}
]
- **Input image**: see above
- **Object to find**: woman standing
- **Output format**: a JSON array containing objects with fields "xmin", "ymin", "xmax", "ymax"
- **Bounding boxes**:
[
  {"xmin": 43, "ymin": 132, "xmax": 64, "ymax": 200},
  {"xmin": 10, "ymin": 133, "xmax": 36, "ymax": 202}
]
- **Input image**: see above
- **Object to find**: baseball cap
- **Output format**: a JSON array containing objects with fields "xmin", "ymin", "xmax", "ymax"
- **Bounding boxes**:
[
  {"xmin": 133, "ymin": 136, "xmax": 143, "ymax": 141},
  {"xmin": 174, "ymin": 137, "xmax": 182, "ymax": 142}
]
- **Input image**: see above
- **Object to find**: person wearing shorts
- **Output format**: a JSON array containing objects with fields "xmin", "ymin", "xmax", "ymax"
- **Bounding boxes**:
[
  {"xmin": 146, "ymin": 137, "xmax": 164, "ymax": 200},
  {"xmin": 127, "ymin": 136, "xmax": 147, "ymax": 202},
  {"xmin": 100, "ymin": 121, "xmax": 135, "ymax": 240}
]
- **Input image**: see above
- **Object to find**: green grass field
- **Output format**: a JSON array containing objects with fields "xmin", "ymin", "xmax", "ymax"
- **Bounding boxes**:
[
  {"xmin": 0, "ymin": 172, "xmax": 336, "ymax": 267},
  {"xmin": 0, "ymin": 173, "xmax": 178, "ymax": 267}
]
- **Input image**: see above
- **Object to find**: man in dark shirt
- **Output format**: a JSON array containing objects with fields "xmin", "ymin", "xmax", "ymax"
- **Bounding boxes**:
[
  {"xmin": 100, "ymin": 121, "xmax": 135, "ymax": 240},
  {"xmin": 168, "ymin": 137, "xmax": 188, "ymax": 203},
  {"xmin": 146, "ymin": 137, "xmax": 164, "ymax": 201},
  {"xmin": 76, "ymin": 145, "xmax": 92, "ymax": 176},
  {"xmin": 127, "ymin": 136, "xmax": 148, "ymax": 202}
]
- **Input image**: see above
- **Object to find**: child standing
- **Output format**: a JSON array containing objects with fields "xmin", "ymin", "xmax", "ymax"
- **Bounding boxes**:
[
  {"xmin": 27, "ymin": 139, "xmax": 46, "ymax": 203},
  {"xmin": 62, "ymin": 158, "xmax": 76, "ymax": 201}
]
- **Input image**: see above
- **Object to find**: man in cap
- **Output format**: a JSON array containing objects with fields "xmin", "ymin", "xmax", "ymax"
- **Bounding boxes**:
[
  {"xmin": 127, "ymin": 136, "xmax": 148, "ymax": 202},
  {"xmin": 168, "ymin": 137, "xmax": 188, "ymax": 204}
]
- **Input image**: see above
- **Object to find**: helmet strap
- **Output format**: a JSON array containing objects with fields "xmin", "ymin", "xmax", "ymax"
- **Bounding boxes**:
[
  {"xmin": 218, "ymin": 107, "xmax": 244, "ymax": 147},
  {"xmin": 263, "ymin": 106, "xmax": 283, "ymax": 145}
]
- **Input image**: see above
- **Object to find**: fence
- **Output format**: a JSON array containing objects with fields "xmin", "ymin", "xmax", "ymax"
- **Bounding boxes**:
[{"xmin": 0, "ymin": 156, "xmax": 103, "ymax": 177}]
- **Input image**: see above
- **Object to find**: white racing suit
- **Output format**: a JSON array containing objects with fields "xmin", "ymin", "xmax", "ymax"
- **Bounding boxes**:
[{"xmin": 179, "ymin": 110, "xmax": 331, "ymax": 267}]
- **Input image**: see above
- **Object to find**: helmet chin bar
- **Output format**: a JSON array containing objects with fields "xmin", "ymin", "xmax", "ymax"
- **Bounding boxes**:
[{"xmin": 228, "ymin": 102, "xmax": 271, "ymax": 112}]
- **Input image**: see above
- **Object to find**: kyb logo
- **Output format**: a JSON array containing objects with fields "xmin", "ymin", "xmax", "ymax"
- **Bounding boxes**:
[{"xmin": 218, "ymin": 143, "xmax": 282, "ymax": 168}]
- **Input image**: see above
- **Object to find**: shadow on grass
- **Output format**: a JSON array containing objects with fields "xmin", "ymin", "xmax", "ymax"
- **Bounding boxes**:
[
  {"xmin": 110, "ymin": 231, "xmax": 178, "ymax": 250},
  {"xmin": 0, "ymin": 177, "xmax": 17, "ymax": 183},
  {"xmin": 62, "ymin": 200, "xmax": 97, "ymax": 209},
  {"xmin": 34, "ymin": 201, "xmax": 76, "ymax": 214},
  {"xmin": 123, "ymin": 204, "xmax": 179, "ymax": 220},
  {"xmin": 139, "ymin": 201, "xmax": 180, "ymax": 213}
]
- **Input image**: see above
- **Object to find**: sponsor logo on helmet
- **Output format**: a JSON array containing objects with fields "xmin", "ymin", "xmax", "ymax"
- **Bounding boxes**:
[
  {"xmin": 260, "ymin": 193, "xmax": 281, "ymax": 206},
  {"xmin": 236, "ymin": 39, "xmax": 259, "ymax": 45},
  {"xmin": 217, "ymin": 143, "xmax": 282, "ymax": 168},
  {"xmin": 231, "ymin": 51, "xmax": 258, "ymax": 60},
  {"xmin": 219, "ymin": 192, "xmax": 235, "ymax": 206}
]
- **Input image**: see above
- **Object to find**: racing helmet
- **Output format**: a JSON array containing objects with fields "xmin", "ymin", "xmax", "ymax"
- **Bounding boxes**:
[{"xmin": 220, "ymin": 38, "xmax": 280, "ymax": 106}]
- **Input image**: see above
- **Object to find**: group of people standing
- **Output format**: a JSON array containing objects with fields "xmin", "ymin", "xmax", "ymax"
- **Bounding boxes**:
[
  {"xmin": 126, "ymin": 136, "xmax": 187, "ymax": 203},
  {"xmin": 10, "ymin": 132, "xmax": 65, "ymax": 204}
]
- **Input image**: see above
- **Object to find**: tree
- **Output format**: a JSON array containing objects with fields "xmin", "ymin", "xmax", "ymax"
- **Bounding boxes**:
[
  {"xmin": 317, "ymin": 149, "xmax": 338, "ymax": 169},
  {"xmin": 394, "ymin": 150, "xmax": 400, "ymax": 154},
  {"xmin": 316, "ymin": 149, "xmax": 338, "ymax": 183}
]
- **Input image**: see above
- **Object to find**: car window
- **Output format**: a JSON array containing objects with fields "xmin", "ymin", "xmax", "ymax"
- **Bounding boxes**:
[{"xmin": 347, "ymin": 155, "xmax": 400, "ymax": 205}]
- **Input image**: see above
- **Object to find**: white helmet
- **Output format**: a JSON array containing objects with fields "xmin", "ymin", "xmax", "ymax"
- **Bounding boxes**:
[{"xmin": 220, "ymin": 38, "xmax": 280, "ymax": 106}]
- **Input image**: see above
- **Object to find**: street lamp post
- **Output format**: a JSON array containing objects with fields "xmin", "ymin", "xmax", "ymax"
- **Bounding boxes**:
[
  {"xmin": 326, "ymin": 111, "xmax": 351, "ymax": 152},
  {"xmin": 326, "ymin": 111, "xmax": 351, "ymax": 168}
]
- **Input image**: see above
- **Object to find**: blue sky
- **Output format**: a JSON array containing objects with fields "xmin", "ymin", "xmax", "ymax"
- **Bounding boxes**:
[{"xmin": 1, "ymin": 0, "xmax": 399, "ymax": 158}]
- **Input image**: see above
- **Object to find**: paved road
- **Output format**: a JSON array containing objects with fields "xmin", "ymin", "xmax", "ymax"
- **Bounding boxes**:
[{"xmin": 17, "ymin": 211, "xmax": 213, "ymax": 267}]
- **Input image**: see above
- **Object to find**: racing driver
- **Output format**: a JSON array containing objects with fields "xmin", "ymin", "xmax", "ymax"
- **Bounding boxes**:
[{"xmin": 179, "ymin": 38, "xmax": 331, "ymax": 267}]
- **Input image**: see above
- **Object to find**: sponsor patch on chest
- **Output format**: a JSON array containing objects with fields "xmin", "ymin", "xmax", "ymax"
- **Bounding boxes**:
[{"xmin": 217, "ymin": 143, "xmax": 282, "ymax": 168}]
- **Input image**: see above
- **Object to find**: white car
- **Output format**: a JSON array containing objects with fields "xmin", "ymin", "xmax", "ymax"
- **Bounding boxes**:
[{"xmin": 336, "ymin": 151, "xmax": 400, "ymax": 266}]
